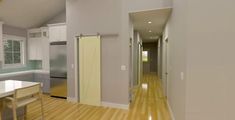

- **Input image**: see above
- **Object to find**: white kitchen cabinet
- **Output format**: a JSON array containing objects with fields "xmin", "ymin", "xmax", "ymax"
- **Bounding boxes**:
[
  {"xmin": 28, "ymin": 37, "xmax": 43, "ymax": 60},
  {"xmin": 28, "ymin": 27, "xmax": 49, "ymax": 70},
  {"xmin": 28, "ymin": 28, "xmax": 49, "ymax": 60},
  {"xmin": 48, "ymin": 23, "xmax": 66, "ymax": 42},
  {"xmin": 28, "ymin": 28, "xmax": 43, "ymax": 60}
]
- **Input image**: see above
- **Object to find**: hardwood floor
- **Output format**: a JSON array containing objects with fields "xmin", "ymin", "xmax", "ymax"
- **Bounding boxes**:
[{"xmin": 24, "ymin": 74, "xmax": 171, "ymax": 120}]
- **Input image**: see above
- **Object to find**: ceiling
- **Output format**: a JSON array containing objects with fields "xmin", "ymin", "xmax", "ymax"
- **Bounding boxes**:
[
  {"xmin": 0, "ymin": 0, "xmax": 66, "ymax": 29},
  {"xmin": 130, "ymin": 8, "xmax": 172, "ymax": 42}
]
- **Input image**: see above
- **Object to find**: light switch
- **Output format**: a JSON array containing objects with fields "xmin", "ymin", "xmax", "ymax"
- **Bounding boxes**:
[
  {"xmin": 121, "ymin": 65, "xmax": 127, "ymax": 71},
  {"xmin": 180, "ymin": 72, "xmax": 184, "ymax": 80}
]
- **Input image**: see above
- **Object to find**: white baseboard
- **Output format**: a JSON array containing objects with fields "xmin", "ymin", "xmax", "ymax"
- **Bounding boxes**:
[
  {"xmin": 67, "ymin": 97, "xmax": 78, "ymax": 103},
  {"xmin": 101, "ymin": 101, "xmax": 129, "ymax": 110},
  {"xmin": 167, "ymin": 100, "xmax": 175, "ymax": 120}
]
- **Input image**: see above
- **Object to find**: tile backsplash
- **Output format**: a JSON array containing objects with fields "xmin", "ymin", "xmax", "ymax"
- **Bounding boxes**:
[{"xmin": 0, "ymin": 60, "xmax": 42, "ymax": 74}]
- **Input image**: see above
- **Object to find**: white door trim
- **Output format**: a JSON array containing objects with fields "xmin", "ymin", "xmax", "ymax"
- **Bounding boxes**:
[{"xmin": 73, "ymin": 37, "xmax": 79, "ymax": 102}]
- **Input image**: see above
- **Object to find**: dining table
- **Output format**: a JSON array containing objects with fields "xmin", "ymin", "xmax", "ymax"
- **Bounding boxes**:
[{"xmin": 0, "ymin": 80, "xmax": 40, "ymax": 120}]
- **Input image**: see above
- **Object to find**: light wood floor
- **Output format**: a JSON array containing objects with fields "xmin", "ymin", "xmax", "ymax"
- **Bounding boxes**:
[{"xmin": 24, "ymin": 74, "xmax": 171, "ymax": 120}]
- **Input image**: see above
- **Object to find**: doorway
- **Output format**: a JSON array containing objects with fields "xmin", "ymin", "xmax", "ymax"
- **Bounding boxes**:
[{"xmin": 142, "ymin": 42, "xmax": 158, "ymax": 74}]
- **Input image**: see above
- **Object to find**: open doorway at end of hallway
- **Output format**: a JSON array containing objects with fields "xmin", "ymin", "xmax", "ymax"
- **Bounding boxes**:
[{"xmin": 142, "ymin": 42, "xmax": 158, "ymax": 75}]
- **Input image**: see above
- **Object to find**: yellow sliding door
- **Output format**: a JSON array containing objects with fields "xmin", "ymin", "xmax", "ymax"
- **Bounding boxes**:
[{"xmin": 79, "ymin": 36, "xmax": 101, "ymax": 106}]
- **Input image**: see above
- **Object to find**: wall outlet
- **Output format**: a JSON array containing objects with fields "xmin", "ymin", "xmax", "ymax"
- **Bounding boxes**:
[
  {"xmin": 180, "ymin": 72, "xmax": 184, "ymax": 80},
  {"xmin": 121, "ymin": 65, "xmax": 127, "ymax": 71}
]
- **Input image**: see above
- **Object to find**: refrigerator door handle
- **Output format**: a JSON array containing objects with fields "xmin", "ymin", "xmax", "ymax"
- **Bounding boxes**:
[{"xmin": 50, "ymin": 76, "xmax": 67, "ymax": 79}]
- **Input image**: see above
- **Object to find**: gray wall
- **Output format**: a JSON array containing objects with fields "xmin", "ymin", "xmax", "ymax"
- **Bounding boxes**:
[
  {"xmin": 185, "ymin": 0, "xmax": 235, "ymax": 119},
  {"xmin": 2, "ymin": 24, "xmax": 27, "ymax": 37},
  {"xmin": 43, "ymin": 11, "xmax": 66, "ymax": 25},
  {"xmin": 66, "ymin": 0, "xmax": 128, "ymax": 104},
  {"xmin": 162, "ymin": 0, "xmax": 235, "ymax": 119},
  {"xmin": 66, "ymin": 0, "xmax": 172, "ymax": 105},
  {"xmin": 163, "ymin": 0, "xmax": 187, "ymax": 119}
]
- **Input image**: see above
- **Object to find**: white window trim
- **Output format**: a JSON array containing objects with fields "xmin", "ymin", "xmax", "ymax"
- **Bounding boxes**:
[{"xmin": 2, "ymin": 34, "xmax": 26, "ymax": 69}]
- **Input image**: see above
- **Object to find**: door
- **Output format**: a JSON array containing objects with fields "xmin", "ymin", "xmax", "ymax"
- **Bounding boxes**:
[
  {"xmin": 164, "ymin": 38, "xmax": 169, "ymax": 97},
  {"xmin": 79, "ymin": 36, "xmax": 101, "ymax": 106}
]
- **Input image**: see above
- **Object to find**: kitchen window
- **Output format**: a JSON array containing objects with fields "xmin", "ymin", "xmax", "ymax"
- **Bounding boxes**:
[{"xmin": 3, "ymin": 35, "xmax": 26, "ymax": 68}]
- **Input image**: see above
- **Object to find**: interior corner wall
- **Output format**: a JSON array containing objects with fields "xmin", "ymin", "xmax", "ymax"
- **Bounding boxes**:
[
  {"xmin": 164, "ymin": 0, "xmax": 187, "ymax": 119},
  {"xmin": 185, "ymin": 0, "xmax": 235, "ymax": 120}
]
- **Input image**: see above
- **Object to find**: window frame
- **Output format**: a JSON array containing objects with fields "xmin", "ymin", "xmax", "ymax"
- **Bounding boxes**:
[{"xmin": 2, "ymin": 34, "xmax": 26, "ymax": 69}]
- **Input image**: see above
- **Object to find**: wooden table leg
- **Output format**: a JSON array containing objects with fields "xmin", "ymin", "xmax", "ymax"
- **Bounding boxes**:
[{"xmin": 0, "ymin": 99, "xmax": 2, "ymax": 120}]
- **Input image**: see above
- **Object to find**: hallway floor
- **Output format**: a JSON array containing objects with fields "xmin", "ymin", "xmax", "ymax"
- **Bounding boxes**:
[
  {"xmin": 24, "ymin": 74, "xmax": 171, "ymax": 120},
  {"xmin": 127, "ymin": 73, "xmax": 171, "ymax": 120}
]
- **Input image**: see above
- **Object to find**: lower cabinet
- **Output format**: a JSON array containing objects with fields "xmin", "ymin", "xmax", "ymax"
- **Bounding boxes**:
[
  {"xmin": 0, "ymin": 73, "xmax": 34, "ymax": 82},
  {"xmin": 0, "ymin": 72, "xmax": 50, "ymax": 94},
  {"xmin": 33, "ymin": 73, "xmax": 50, "ymax": 94},
  {"xmin": 2, "ymin": 107, "xmax": 25, "ymax": 120}
]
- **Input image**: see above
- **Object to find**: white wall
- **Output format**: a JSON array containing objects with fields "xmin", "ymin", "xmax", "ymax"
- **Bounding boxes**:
[{"xmin": 185, "ymin": 0, "xmax": 235, "ymax": 119}]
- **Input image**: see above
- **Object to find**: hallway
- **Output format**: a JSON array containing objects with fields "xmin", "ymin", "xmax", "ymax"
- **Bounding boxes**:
[
  {"xmin": 24, "ymin": 74, "xmax": 171, "ymax": 120},
  {"xmin": 127, "ymin": 73, "xmax": 171, "ymax": 120}
]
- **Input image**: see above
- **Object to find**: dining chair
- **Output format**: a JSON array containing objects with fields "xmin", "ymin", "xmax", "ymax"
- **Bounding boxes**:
[{"xmin": 4, "ymin": 84, "xmax": 44, "ymax": 120}]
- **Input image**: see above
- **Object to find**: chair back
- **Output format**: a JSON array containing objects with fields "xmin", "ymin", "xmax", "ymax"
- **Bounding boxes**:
[{"xmin": 15, "ymin": 84, "xmax": 41, "ymax": 99}]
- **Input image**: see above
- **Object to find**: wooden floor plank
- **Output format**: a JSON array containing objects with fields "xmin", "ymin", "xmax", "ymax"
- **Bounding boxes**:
[{"xmin": 23, "ymin": 73, "xmax": 171, "ymax": 120}]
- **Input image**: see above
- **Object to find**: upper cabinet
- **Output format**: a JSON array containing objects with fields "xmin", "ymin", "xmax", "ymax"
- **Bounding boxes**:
[
  {"xmin": 48, "ymin": 23, "xmax": 67, "ymax": 42},
  {"xmin": 28, "ymin": 27, "xmax": 49, "ymax": 62}
]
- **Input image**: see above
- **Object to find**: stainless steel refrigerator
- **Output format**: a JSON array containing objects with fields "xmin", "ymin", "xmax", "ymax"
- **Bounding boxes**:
[{"xmin": 50, "ymin": 41, "xmax": 67, "ymax": 98}]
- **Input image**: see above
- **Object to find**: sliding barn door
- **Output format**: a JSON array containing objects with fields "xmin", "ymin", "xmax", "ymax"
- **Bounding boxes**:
[{"xmin": 79, "ymin": 36, "xmax": 101, "ymax": 106}]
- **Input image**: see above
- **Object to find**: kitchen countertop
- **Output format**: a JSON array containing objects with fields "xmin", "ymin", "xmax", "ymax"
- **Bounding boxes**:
[{"xmin": 0, "ymin": 70, "xmax": 50, "ymax": 78}]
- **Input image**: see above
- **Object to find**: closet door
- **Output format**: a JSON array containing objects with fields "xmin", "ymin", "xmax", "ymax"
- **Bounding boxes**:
[{"xmin": 79, "ymin": 36, "xmax": 101, "ymax": 106}]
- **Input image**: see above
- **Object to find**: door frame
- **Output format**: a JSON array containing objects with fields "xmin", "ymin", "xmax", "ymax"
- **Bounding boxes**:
[
  {"xmin": 164, "ymin": 38, "xmax": 169, "ymax": 97},
  {"xmin": 73, "ymin": 37, "xmax": 79, "ymax": 102}
]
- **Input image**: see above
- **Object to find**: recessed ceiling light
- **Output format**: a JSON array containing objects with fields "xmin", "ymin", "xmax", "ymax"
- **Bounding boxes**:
[
  {"xmin": 149, "ymin": 30, "xmax": 152, "ymax": 33},
  {"xmin": 148, "ymin": 21, "xmax": 152, "ymax": 24}
]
